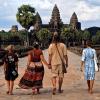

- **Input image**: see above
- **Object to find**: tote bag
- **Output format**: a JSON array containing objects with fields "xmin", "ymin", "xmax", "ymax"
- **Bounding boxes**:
[
  {"xmin": 92, "ymin": 49, "xmax": 99, "ymax": 72},
  {"xmin": 94, "ymin": 58, "xmax": 99, "ymax": 72}
]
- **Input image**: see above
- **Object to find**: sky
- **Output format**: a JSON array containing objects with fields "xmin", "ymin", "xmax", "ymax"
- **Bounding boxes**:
[{"xmin": 0, "ymin": 0, "xmax": 100, "ymax": 31}]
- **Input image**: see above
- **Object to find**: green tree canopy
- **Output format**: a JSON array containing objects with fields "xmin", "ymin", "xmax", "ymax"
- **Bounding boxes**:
[
  {"xmin": 92, "ymin": 30, "xmax": 100, "ymax": 44},
  {"xmin": 82, "ymin": 30, "xmax": 91, "ymax": 40},
  {"xmin": 16, "ymin": 5, "xmax": 36, "ymax": 30},
  {"xmin": 61, "ymin": 27, "xmax": 70, "ymax": 42},
  {"xmin": 36, "ymin": 28, "xmax": 51, "ymax": 48},
  {"xmin": 18, "ymin": 30, "xmax": 27, "ymax": 41},
  {"xmin": 16, "ymin": 5, "xmax": 36, "ymax": 46}
]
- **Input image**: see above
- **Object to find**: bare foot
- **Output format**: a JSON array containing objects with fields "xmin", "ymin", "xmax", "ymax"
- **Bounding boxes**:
[
  {"xmin": 9, "ymin": 92, "xmax": 13, "ymax": 95},
  {"xmin": 89, "ymin": 90, "xmax": 93, "ymax": 94},
  {"xmin": 58, "ymin": 89, "xmax": 63, "ymax": 93},
  {"xmin": 32, "ymin": 89, "xmax": 35, "ymax": 95},
  {"xmin": 88, "ymin": 88, "xmax": 90, "ymax": 92}
]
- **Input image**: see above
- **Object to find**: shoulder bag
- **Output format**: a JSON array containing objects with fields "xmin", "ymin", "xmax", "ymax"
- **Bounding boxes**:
[{"xmin": 55, "ymin": 44, "xmax": 67, "ymax": 73}]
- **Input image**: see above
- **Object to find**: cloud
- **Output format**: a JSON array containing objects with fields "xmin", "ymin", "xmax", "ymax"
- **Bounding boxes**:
[
  {"xmin": 75, "ymin": 0, "xmax": 100, "ymax": 21},
  {"xmin": 81, "ymin": 0, "xmax": 100, "ymax": 6},
  {"xmin": 48, "ymin": 0, "xmax": 100, "ymax": 22},
  {"xmin": 0, "ymin": 0, "xmax": 100, "ymax": 30}
]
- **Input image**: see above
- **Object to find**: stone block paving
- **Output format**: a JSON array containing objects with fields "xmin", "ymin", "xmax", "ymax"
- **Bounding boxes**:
[{"xmin": 0, "ymin": 50, "xmax": 100, "ymax": 100}]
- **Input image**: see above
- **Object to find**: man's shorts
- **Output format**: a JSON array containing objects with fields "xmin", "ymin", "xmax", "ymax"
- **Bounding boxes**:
[{"xmin": 51, "ymin": 64, "xmax": 64, "ymax": 78}]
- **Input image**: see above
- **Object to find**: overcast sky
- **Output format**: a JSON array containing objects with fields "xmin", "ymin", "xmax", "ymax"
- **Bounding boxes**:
[{"xmin": 0, "ymin": 0, "xmax": 100, "ymax": 31}]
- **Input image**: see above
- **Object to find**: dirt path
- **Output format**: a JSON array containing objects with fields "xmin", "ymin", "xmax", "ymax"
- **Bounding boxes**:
[{"xmin": 0, "ymin": 50, "xmax": 100, "ymax": 100}]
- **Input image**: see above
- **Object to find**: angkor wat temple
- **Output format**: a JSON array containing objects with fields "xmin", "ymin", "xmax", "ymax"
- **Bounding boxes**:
[
  {"xmin": 11, "ymin": 4, "xmax": 81, "ymax": 33},
  {"xmin": 34, "ymin": 4, "xmax": 81, "ymax": 33}
]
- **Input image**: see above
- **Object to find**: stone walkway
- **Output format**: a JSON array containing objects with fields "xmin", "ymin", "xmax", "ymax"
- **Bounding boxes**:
[{"xmin": 0, "ymin": 50, "xmax": 100, "ymax": 100}]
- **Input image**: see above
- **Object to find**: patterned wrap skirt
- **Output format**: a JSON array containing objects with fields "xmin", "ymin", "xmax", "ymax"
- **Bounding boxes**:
[{"xmin": 19, "ymin": 62, "xmax": 44, "ymax": 89}]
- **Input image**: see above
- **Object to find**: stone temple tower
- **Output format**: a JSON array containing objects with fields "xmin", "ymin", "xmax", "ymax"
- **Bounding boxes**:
[
  {"xmin": 49, "ymin": 4, "xmax": 63, "ymax": 34},
  {"xmin": 11, "ymin": 25, "xmax": 18, "ymax": 33},
  {"xmin": 34, "ymin": 12, "xmax": 42, "ymax": 31},
  {"xmin": 70, "ymin": 12, "xmax": 81, "ymax": 30}
]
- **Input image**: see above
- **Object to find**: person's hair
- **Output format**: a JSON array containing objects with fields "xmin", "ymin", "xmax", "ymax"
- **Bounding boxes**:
[
  {"xmin": 52, "ymin": 32, "xmax": 60, "ymax": 43},
  {"xmin": 5, "ymin": 45, "xmax": 14, "ymax": 51},
  {"xmin": 86, "ymin": 40, "xmax": 92, "ymax": 47},
  {"xmin": 33, "ymin": 42, "xmax": 39, "ymax": 49}
]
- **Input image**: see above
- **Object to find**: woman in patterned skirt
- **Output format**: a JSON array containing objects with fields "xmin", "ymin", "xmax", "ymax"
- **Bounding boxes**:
[
  {"xmin": 81, "ymin": 40, "xmax": 98, "ymax": 94},
  {"xmin": 19, "ymin": 42, "xmax": 49, "ymax": 94}
]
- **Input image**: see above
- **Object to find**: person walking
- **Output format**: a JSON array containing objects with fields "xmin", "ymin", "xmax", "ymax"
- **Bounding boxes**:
[
  {"xmin": 48, "ymin": 32, "xmax": 68, "ymax": 95},
  {"xmin": 19, "ymin": 42, "xmax": 49, "ymax": 94},
  {"xmin": 4, "ymin": 45, "xmax": 18, "ymax": 95},
  {"xmin": 81, "ymin": 40, "xmax": 98, "ymax": 94}
]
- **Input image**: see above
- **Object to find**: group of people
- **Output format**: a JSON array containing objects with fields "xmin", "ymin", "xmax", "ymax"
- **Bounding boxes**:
[{"xmin": 3, "ymin": 32, "xmax": 98, "ymax": 95}]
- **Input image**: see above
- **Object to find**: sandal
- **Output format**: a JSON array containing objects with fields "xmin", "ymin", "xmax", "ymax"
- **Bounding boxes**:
[
  {"xmin": 52, "ymin": 88, "xmax": 56, "ymax": 95},
  {"xmin": 37, "ymin": 89, "xmax": 40, "ymax": 94},
  {"xmin": 6, "ymin": 91, "xmax": 9, "ymax": 94}
]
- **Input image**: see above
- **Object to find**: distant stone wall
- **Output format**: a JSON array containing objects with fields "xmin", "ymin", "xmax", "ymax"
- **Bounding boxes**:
[
  {"xmin": 69, "ymin": 46, "xmax": 100, "ymax": 66},
  {"xmin": 69, "ymin": 47, "xmax": 83, "ymax": 56}
]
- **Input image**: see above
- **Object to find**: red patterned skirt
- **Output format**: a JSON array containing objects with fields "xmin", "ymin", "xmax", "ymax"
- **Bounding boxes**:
[{"xmin": 19, "ymin": 63, "xmax": 44, "ymax": 89}]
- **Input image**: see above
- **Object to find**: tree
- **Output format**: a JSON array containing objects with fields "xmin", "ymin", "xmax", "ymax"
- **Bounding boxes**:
[
  {"xmin": 16, "ymin": 5, "xmax": 36, "ymax": 46},
  {"xmin": 18, "ymin": 30, "xmax": 27, "ymax": 45},
  {"xmin": 75, "ymin": 30, "xmax": 83, "ymax": 45},
  {"xmin": 92, "ymin": 36, "xmax": 98, "ymax": 45},
  {"xmin": 36, "ymin": 28, "xmax": 51, "ymax": 48},
  {"xmin": 82, "ymin": 30, "xmax": 91, "ymax": 40},
  {"xmin": 61, "ymin": 27, "xmax": 70, "ymax": 46},
  {"xmin": 92, "ymin": 30, "xmax": 100, "ymax": 44}
]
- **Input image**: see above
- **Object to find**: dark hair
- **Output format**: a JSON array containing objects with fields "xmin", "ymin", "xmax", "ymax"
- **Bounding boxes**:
[
  {"xmin": 52, "ymin": 32, "xmax": 60, "ymax": 43},
  {"xmin": 86, "ymin": 40, "xmax": 92, "ymax": 47},
  {"xmin": 33, "ymin": 42, "xmax": 39, "ymax": 49}
]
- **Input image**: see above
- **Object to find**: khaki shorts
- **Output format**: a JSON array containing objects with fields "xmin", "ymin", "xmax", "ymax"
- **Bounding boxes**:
[{"xmin": 51, "ymin": 64, "xmax": 64, "ymax": 78}]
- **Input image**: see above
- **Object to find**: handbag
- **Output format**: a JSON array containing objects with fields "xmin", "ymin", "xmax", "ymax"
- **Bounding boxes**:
[
  {"xmin": 55, "ymin": 44, "xmax": 67, "ymax": 73},
  {"xmin": 12, "ymin": 70, "xmax": 18, "ymax": 79}
]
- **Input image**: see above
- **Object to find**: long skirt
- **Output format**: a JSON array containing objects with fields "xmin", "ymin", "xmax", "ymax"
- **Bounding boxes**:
[{"xmin": 19, "ymin": 65, "xmax": 44, "ymax": 89}]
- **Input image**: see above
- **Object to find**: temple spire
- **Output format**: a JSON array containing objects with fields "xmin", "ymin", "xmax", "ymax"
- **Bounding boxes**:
[
  {"xmin": 70, "ymin": 12, "xmax": 78, "ymax": 24},
  {"xmin": 70, "ymin": 12, "xmax": 81, "ymax": 30},
  {"xmin": 49, "ymin": 4, "xmax": 63, "ymax": 33},
  {"xmin": 34, "ymin": 12, "xmax": 42, "ymax": 31}
]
